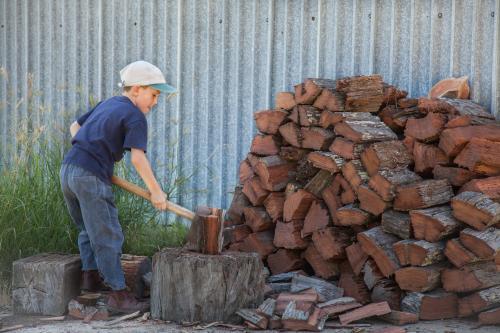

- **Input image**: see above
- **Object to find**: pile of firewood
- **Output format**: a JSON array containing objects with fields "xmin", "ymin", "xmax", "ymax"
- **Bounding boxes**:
[{"xmin": 223, "ymin": 74, "xmax": 500, "ymax": 330}]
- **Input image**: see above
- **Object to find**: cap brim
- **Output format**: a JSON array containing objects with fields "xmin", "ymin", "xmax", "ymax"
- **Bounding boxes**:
[{"xmin": 150, "ymin": 83, "xmax": 177, "ymax": 94}]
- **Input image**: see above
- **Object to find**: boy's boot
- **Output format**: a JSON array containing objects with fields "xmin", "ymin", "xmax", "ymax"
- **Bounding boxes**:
[
  {"xmin": 107, "ymin": 289, "xmax": 150, "ymax": 314},
  {"xmin": 81, "ymin": 270, "xmax": 108, "ymax": 293}
]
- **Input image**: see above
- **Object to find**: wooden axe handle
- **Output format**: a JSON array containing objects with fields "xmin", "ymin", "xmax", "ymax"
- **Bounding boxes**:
[{"xmin": 111, "ymin": 175, "xmax": 195, "ymax": 221}]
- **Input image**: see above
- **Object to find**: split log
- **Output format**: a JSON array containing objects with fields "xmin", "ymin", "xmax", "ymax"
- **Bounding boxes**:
[
  {"xmin": 313, "ymin": 88, "xmax": 345, "ymax": 111},
  {"xmin": 274, "ymin": 220, "xmax": 309, "ymax": 250},
  {"xmin": 263, "ymin": 192, "xmax": 285, "ymax": 221},
  {"xmin": 301, "ymin": 127, "xmax": 335, "ymax": 150},
  {"xmin": 459, "ymin": 227, "xmax": 500, "ymax": 260},
  {"xmin": 302, "ymin": 243, "xmax": 340, "ymax": 279},
  {"xmin": 239, "ymin": 159, "xmax": 254, "ymax": 184},
  {"xmin": 393, "ymin": 179, "xmax": 453, "ymax": 211},
  {"xmin": 345, "ymin": 243, "xmax": 369, "ymax": 276},
  {"xmin": 336, "ymin": 75, "xmax": 385, "ymax": 113},
  {"xmin": 295, "ymin": 159, "xmax": 320, "ymax": 185},
  {"xmin": 246, "ymin": 153, "xmax": 261, "ymax": 168},
  {"xmin": 267, "ymin": 249, "xmax": 304, "ymax": 275},
  {"xmin": 321, "ymin": 183, "xmax": 342, "ymax": 225},
  {"xmin": 369, "ymin": 168, "xmax": 422, "ymax": 202},
  {"xmin": 454, "ymin": 138, "xmax": 500, "ymax": 176},
  {"xmin": 338, "ymin": 174, "xmax": 357, "ymax": 205},
  {"xmin": 479, "ymin": 307, "xmax": 500, "ymax": 325},
  {"xmin": 441, "ymin": 98, "xmax": 495, "ymax": 125},
  {"xmin": 298, "ymin": 105, "xmax": 322, "ymax": 127},
  {"xmin": 336, "ymin": 204, "xmax": 372, "ymax": 226},
  {"xmin": 338, "ymin": 302, "xmax": 391, "ymax": 325},
  {"xmin": 236, "ymin": 309, "xmax": 268, "ymax": 329},
  {"xmin": 276, "ymin": 92, "xmax": 296, "ymax": 110},
  {"xmin": 401, "ymin": 290, "xmax": 458, "ymax": 320},
  {"xmin": 394, "ymin": 265, "xmax": 444, "ymax": 292},
  {"xmin": 371, "ymin": 279, "xmax": 403, "ymax": 311},
  {"xmin": 460, "ymin": 176, "xmax": 500, "ymax": 203},
  {"xmin": 254, "ymin": 155, "xmax": 296, "ymax": 192},
  {"xmin": 357, "ymin": 185, "xmax": 391, "ymax": 216},
  {"xmin": 280, "ymin": 146, "xmax": 309, "ymax": 162},
  {"xmin": 223, "ymin": 224, "xmax": 252, "ymax": 244},
  {"xmin": 334, "ymin": 120, "xmax": 397, "ymax": 143},
  {"xmin": 329, "ymin": 138, "xmax": 367, "ymax": 160},
  {"xmin": 338, "ymin": 270, "xmax": 371, "ymax": 305},
  {"xmin": 379, "ymin": 105, "xmax": 421, "ymax": 133},
  {"xmin": 418, "ymin": 97, "xmax": 460, "ymax": 113},
  {"xmin": 226, "ymin": 186, "xmax": 250, "ymax": 225},
  {"xmin": 279, "ymin": 122, "xmax": 302, "ymax": 148},
  {"xmin": 250, "ymin": 134, "xmax": 280, "ymax": 156},
  {"xmin": 302, "ymin": 201, "xmax": 331, "ymax": 237},
  {"xmin": 242, "ymin": 177, "xmax": 269, "ymax": 206},
  {"xmin": 275, "ymin": 289, "xmax": 319, "ymax": 315},
  {"xmin": 381, "ymin": 84, "xmax": 408, "ymax": 106},
  {"xmin": 185, "ymin": 207, "xmax": 224, "ymax": 255},
  {"xmin": 320, "ymin": 111, "xmax": 378, "ymax": 129},
  {"xmin": 243, "ymin": 206, "xmax": 273, "ymax": 232},
  {"xmin": 397, "ymin": 98, "xmax": 418, "ymax": 108},
  {"xmin": 458, "ymin": 285, "xmax": 500, "ymax": 317},
  {"xmin": 341, "ymin": 160, "xmax": 369, "ymax": 192},
  {"xmin": 429, "ymin": 76, "xmax": 470, "ymax": 99},
  {"xmin": 379, "ymin": 311, "xmax": 418, "ymax": 325},
  {"xmin": 151, "ymin": 249, "xmax": 265, "ymax": 323},
  {"xmin": 336, "ymin": 75, "xmax": 383, "ymax": 93},
  {"xmin": 254, "ymin": 109, "xmax": 289, "ymax": 135},
  {"xmin": 317, "ymin": 297, "xmax": 361, "ymax": 318},
  {"xmin": 281, "ymin": 304, "xmax": 326, "ymax": 332},
  {"xmin": 307, "ymin": 151, "xmax": 345, "ymax": 173},
  {"xmin": 120, "ymin": 255, "xmax": 152, "ymax": 298},
  {"xmin": 441, "ymin": 261, "xmax": 500, "ymax": 293},
  {"xmin": 381, "ymin": 210, "xmax": 412, "ymax": 239},
  {"xmin": 304, "ymin": 169, "xmax": 335, "ymax": 198},
  {"xmin": 393, "ymin": 239, "xmax": 445, "ymax": 267},
  {"xmin": 363, "ymin": 259, "xmax": 384, "ymax": 290},
  {"xmin": 290, "ymin": 275, "xmax": 344, "ymax": 301},
  {"xmin": 433, "ymin": 165, "xmax": 477, "ymax": 187},
  {"xmin": 413, "ymin": 142, "xmax": 449, "ymax": 174},
  {"xmin": 404, "ymin": 112, "xmax": 446, "ymax": 143},
  {"xmin": 360, "ymin": 140, "xmax": 413, "ymax": 176},
  {"xmin": 240, "ymin": 230, "xmax": 276, "ymax": 259},
  {"xmin": 312, "ymin": 227, "xmax": 352, "ymax": 261},
  {"xmin": 444, "ymin": 238, "xmax": 481, "ymax": 268},
  {"xmin": 357, "ymin": 227, "xmax": 400, "ymax": 277},
  {"xmin": 283, "ymin": 189, "xmax": 316, "ymax": 221},
  {"xmin": 451, "ymin": 191, "xmax": 500, "ymax": 230},
  {"xmin": 410, "ymin": 206, "xmax": 463, "ymax": 242},
  {"xmin": 295, "ymin": 78, "xmax": 336, "ymax": 105},
  {"xmin": 438, "ymin": 124, "xmax": 500, "ymax": 158}
]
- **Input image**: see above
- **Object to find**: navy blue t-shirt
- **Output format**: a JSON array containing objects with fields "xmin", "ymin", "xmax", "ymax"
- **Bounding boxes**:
[{"xmin": 63, "ymin": 96, "xmax": 148, "ymax": 184}]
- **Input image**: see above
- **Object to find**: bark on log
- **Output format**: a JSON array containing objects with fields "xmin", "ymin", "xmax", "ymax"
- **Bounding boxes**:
[
  {"xmin": 361, "ymin": 140, "xmax": 413, "ymax": 176},
  {"xmin": 334, "ymin": 120, "xmax": 397, "ymax": 143},
  {"xmin": 320, "ymin": 111, "xmax": 378, "ymax": 129},
  {"xmin": 297, "ymin": 105, "xmax": 322, "ymax": 127},
  {"xmin": 346, "ymin": 243, "xmax": 369, "ymax": 276},
  {"xmin": 478, "ymin": 306, "xmax": 500, "ymax": 325},
  {"xmin": 371, "ymin": 279, "xmax": 403, "ymax": 311},
  {"xmin": 393, "ymin": 179, "xmax": 453, "ymax": 211},
  {"xmin": 363, "ymin": 259, "xmax": 384, "ymax": 290},
  {"xmin": 381, "ymin": 84, "xmax": 408, "ymax": 106},
  {"xmin": 433, "ymin": 165, "xmax": 477, "ymax": 187},
  {"xmin": 460, "ymin": 176, "xmax": 500, "ymax": 203},
  {"xmin": 454, "ymin": 138, "xmax": 500, "ymax": 176},
  {"xmin": 401, "ymin": 290, "xmax": 458, "ymax": 320},
  {"xmin": 317, "ymin": 297, "xmax": 361, "ymax": 317},
  {"xmin": 313, "ymin": 88, "xmax": 345, "ymax": 111},
  {"xmin": 438, "ymin": 124, "xmax": 500, "ymax": 158},
  {"xmin": 394, "ymin": 265, "xmax": 444, "ymax": 292},
  {"xmin": 295, "ymin": 78, "xmax": 336, "ymax": 105},
  {"xmin": 342, "ymin": 160, "xmax": 369, "ymax": 192},
  {"xmin": 357, "ymin": 226, "xmax": 401, "ymax": 277},
  {"xmin": 393, "ymin": 239, "xmax": 445, "ymax": 267},
  {"xmin": 410, "ymin": 206, "xmax": 463, "ymax": 242},
  {"xmin": 413, "ymin": 141, "xmax": 449, "ymax": 175},
  {"xmin": 404, "ymin": 112, "xmax": 446, "ymax": 143},
  {"xmin": 451, "ymin": 191, "xmax": 500, "ymax": 231},
  {"xmin": 444, "ymin": 238, "xmax": 481, "ymax": 268},
  {"xmin": 336, "ymin": 204, "xmax": 373, "ymax": 226},
  {"xmin": 459, "ymin": 227, "xmax": 500, "ymax": 260},
  {"xmin": 151, "ymin": 249, "xmax": 265, "ymax": 323},
  {"xmin": 280, "ymin": 146, "xmax": 310, "ymax": 162},
  {"xmin": 369, "ymin": 168, "xmax": 422, "ymax": 202},
  {"xmin": 279, "ymin": 122, "xmax": 302, "ymax": 148},
  {"xmin": 458, "ymin": 285, "xmax": 500, "ymax": 317},
  {"xmin": 357, "ymin": 185, "xmax": 392, "ymax": 216},
  {"xmin": 290, "ymin": 275, "xmax": 344, "ymax": 302},
  {"xmin": 329, "ymin": 138, "xmax": 367, "ymax": 161},
  {"xmin": 442, "ymin": 261, "xmax": 500, "ymax": 293},
  {"xmin": 381, "ymin": 210, "xmax": 412, "ymax": 239},
  {"xmin": 304, "ymin": 169, "xmax": 335, "ymax": 198},
  {"xmin": 307, "ymin": 151, "xmax": 345, "ymax": 173}
]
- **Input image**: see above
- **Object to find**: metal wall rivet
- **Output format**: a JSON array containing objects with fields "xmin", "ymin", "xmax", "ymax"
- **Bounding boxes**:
[
  {"xmin": 368, "ymin": 13, "xmax": 371, "ymax": 19},
  {"xmin": 491, "ymin": 12, "xmax": 495, "ymax": 17},
  {"xmin": 312, "ymin": 16, "xmax": 315, "ymax": 21},
  {"xmin": 219, "ymin": 19, "xmax": 222, "ymax": 24},
  {"xmin": 438, "ymin": 12, "xmax": 443, "ymax": 18}
]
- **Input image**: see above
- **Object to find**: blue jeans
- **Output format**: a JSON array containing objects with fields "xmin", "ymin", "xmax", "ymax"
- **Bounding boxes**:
[{"xmin": 60, "ymin": 163, "xmax": 126, "ymax": 290}]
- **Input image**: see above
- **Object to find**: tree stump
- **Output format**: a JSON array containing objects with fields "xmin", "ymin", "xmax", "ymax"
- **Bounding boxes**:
[
  {"xmin": 12, "ymin": 253, "xmax": 81, "ymax": 315},
  {"xmin": 151, "ymin": 248, "xmax": 265, "ymax": 323}
]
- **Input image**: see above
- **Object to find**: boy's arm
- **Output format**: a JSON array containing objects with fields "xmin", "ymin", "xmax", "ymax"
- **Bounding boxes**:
[
  {"xmin": 130, "ymin": 148, "xmax": 167, "ymax": 210},
  {"xmin": 70, "ymin": 121, "xmax": 81, "ymax": 138}
]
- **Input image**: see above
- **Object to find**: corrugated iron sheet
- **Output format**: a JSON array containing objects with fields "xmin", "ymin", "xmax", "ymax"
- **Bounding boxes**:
[{"xmin": 1, "ymin": 0, "xmax": 499, "ymax": 211}]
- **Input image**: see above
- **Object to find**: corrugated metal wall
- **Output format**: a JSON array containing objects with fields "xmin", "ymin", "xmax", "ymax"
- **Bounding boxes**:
[{"xmin": 1, "ymin": 0, "xmax": 499, "ymax": 211}]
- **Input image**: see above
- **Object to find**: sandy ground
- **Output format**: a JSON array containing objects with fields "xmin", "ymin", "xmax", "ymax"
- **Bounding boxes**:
[{"xmin": 0, "ymin": 304, "xmax": 499, "ymax": 333}]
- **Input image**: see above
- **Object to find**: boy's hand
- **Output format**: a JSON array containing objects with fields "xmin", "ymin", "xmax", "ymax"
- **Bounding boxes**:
[{"xmin": 150, "ymin": 190, "xmax": 168, "ymax": 211}]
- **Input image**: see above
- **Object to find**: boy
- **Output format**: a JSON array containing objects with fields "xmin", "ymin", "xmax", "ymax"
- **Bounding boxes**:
[{"xmin": 60, "ymin": 61, "xmax": 176, "ymax": 313}]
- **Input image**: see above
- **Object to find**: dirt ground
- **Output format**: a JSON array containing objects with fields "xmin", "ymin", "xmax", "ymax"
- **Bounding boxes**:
[{"xmin": 1, "ymin": 304, "xmax": 499, "ymax": 333}]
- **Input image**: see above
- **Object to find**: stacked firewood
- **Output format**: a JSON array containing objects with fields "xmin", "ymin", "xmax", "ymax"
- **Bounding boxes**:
[{"xmin": 224, "ymin": 74, "xmax": 500, "ymax": 329}]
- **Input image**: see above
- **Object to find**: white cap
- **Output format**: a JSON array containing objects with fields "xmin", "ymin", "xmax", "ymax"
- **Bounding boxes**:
[{"xmin": 119, "ymin": 60, "xmax": 176, "ymax": 94}]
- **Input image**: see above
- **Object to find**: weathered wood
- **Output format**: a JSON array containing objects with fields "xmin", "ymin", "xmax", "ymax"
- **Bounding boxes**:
[
  {"xmin": 336, "ymin": 75, "xmax": 385, "ymax": 113},
  {"xmin": 459, "ymin": 227, "xmax": 500, "ymax": 260},
  {"xmin": 413, "ymin": 141, "xmax": 449, "ymax": 175},
  {"xmin": 12, "ymin": 253, "xmax": 81, "ymax": 316},
  {"xmin": 401, "ymin": 290, "xmax": 458, "ymax": 320},
  {"xmin": 301, "ymin": 127, "xmax": 336, "ymax": 150},
  {"xmin": 381, "ymin": 84, "xmax": 408, "ymax": 107},
  {"xmin": 329, "ymin": 138, "xmax": 367, "ymax": 160},
  {"xmin": 336, "ymin": 204, "xmax": 372, "ymax": 226},
  {"xmin": 283, "ymin": 189, "xmax": 316, "ymax": 221},
  {"xmin": 379, "ymin": 311, "xmax": 418, "ymax": 325},
  {"xmin": 458, "ymin": 285, "xmax": 500, "ymax": 317},
  {"xmin": 254, "ymin": 109, "xmax": 289, "ymax": 135},
  {"xmin": 444, "ymin": 238, "xmax": 481, "ymax": 268},
  {"xmin": 357, "ymin": 184, "xmax": 391, "ymax": 216},
  {"xmin": 334, "ymin": 120, "xmax": 397, "ymax": 143},
  {"xmin": 433, "ymin": 165, "xmax": 477, "ymax": 187},
  {"xmin": 250, "ymin": 134, "xmax": 280, "ymax": 156},
  {"xmin": 312, "ymin": 227, "xmax": 352, "ymax": 261},
  {"xmin": 479, "ymin": 306, "xmax": 500, "ymax": 325},
  {"xmin": 338, "ymin": 302, "xmax": 391, "ymax": 325},
  {"xmin": 381, "ymin": 210, "xmax": 412, "ymax": 239},
  {"xmin": 290, "ymin": 275, "xmax": 344, "ymax": 302},
  {"xmin": 120, "ymin": 254, "xmax": 152, "ymax": 299},
  {"xmin": 317, "ymin": 297, "xmax": 361, "ymax": 317},
  {"xmin": 236, "ymin": 309, "xmax": 268, "ymax": 329},
  {"xmin": 342, "ymin": 160, "xmax": 369, "ymax": 192},
  {"xmin": 274, "ymin": 220, "xmax": 309, "ymax": 250},
  {"xmin": 361, "ymin": 140, "xmax": 413, "ymax": 176},
  {"xmin": 302, "ymin": 201, "xmax": 331, "ymax": 237},
  {"xmin": 460, "ymin": 176, "xmax": 500, "ymax": 203},
  {"xmin": 151, "ymin": 249, "xmax": 265, "ymax": 323},
  {"xmin": 320, "ymin": 111, "xmax": 378, "ymax": 129},
  {"xmin": 276, "ymin": 92, "xmax": 297, "ymax": 110},
  {"xmin": 306, "ymin": 152, "xmax": 344, "ymax": 175},
  {"xmin": 295, "ymin": 78, "xmax": 336, "ymax": 105},
  {"xmin": 438, "ymin": 124, "xmax": 500, "ymax": 158},
  {"xmin": 280, "ymin": 146, "xmax": 310, "ymax": 162},
  {"xmin": 339, "ymin": 271, "xmax": 371, "ymax": 305},
  {"xmin": 369, "ymin": 168, "xmax": 422, "ymax": 202},
  {"xmin": 240, "ymin": 230, "xmax": 276, "ymax": 259},
  {"xmin": 395, "ymin": 239, "xmax": 445, "ymax": 266},
  {"xmin": 410, "ymin": 206, "xmax": 463, "ymax": 242},
  {"xmin": 371, "ymin": 279, "xmax": 403, "ymax": 311},
  {"xmin": 393, "ymin": 179, "xmax": 453, "ymax": 211},
  {"xmin": 404, "ymin": 112, "xmax": 446, "ymax": 143},
  {"xmin": 452, "ymin": 191, "xmax": 500, "ymax": 231},
  {"xmin": 454, "ymin": 138, "xmax": 500, "ymax": 176},
  {"xmin": 282, "ymin": 304, "xmax": 326, "ymax": 332},
  {"xmin": 263, "ymin": 192, "xmax": 285, "ymax": 221},
  {"xmin": 304, "ymin": 170, "xmax": 335, "ymax": 198},
  {"xmin": 363, "ymin": 259, "xmax": 384, "ymax": 290},
  {"xmin": 442, "ymin": 261, "xmax": 500, "ymax": 293},
  {"xmin": 267, "ymin": 249, "xmax": 305, "ymax": 275},
  {"xmin": 239, "ymin": 159, "xmax": 254, "ymax": 184},
  {"xmin": 243, "ymin": 206, "xmax": 273, "ymax": 232},
  {"xmin": 302, "ymin": 243, "xmax": 340, "ymax": 279},
  {"xmin": 297, "ymin": 105, "xmax": 322, "ymax": 127},
  {"xmin": 295, "ymin": 159, "xmax": 320, "ymax": 185},
  {"xmin": 223, "ymin": 224, "xmax": 252, "ymax": 244},
  {"xmin": 379, "ymin": 105, "xmax": 421, "ymax": 133},
  {"xmin": 313, "ymin": 88, "xmax": 345, "ymax": 111},
  {"xmin": 357, "ymin": 226, "xmax": 401, "ymax": 277},
  {"xmin": 346, "ymin": 243, "xmax": 369, "ymax": 276},
  {"xmin": 275, "ymin": 288, "xmax": 319, "ymax": 315},
  {"xmin": 279, "ymin": 122, "xmax": 302, "ymax": 148},
  {"xmin": 226, "ymin": 185, "xmax": 250, "ymax": 225},
  {"xmin": 338, "ymin": 173, "xmax": 357, "ymax": 205},
  {"xmin": 394, "ymin": 265, "xmax": 444, "ymax": 292},
  {"xmin": 242, "ymin": 177, "xmax": 270, "ymax": 206}
]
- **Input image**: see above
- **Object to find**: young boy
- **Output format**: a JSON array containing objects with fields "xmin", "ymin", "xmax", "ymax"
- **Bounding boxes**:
[{"xmin": 60, "ymin": 61, "xmax": 176, "ymax": 313}]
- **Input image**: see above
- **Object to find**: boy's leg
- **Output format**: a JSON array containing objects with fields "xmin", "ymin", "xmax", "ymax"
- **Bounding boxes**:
[
  {"xmin": 66, "ymin": 165, "xmax": 126, "ymax": 291},
  {"xmin": 60, "ymin": 164, "xmax": 98, "ymax": 270}
]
